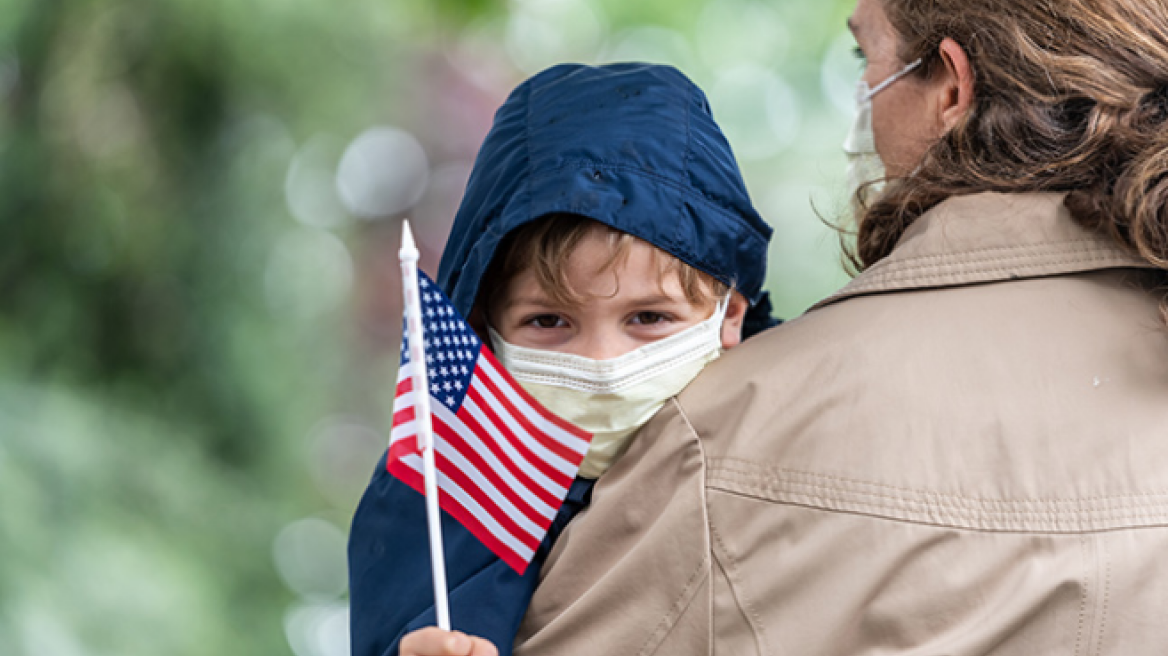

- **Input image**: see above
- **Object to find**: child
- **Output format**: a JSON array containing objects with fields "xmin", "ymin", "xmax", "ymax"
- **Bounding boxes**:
[{"xmin": 348, "ymin": 62, "xmax": 776, "ymax": 656}]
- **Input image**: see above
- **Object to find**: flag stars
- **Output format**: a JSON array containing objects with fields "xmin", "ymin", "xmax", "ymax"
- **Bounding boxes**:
[{"xmin": 399, "ymin": 272, "xmax": 482, "ymax": 413}]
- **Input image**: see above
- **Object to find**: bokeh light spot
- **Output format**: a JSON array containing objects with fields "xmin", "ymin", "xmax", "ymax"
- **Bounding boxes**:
[
  {"xmin": 307, "ymin": 417, "xmax": 387, "ymax": 510},
  {"xmin": 284, "ymin": 602, "xmax": 350, "ymax": 656},
  {"xmin": 709, "ymin": 64, "xmax": 802, "ymax": 161},
  {"xmin": 504, "ymin": 0, "xmax": 605, "ymax": 74},
  {"xmin": 264, "ymin": 228, "xmax": 354, "ymax": 320},
  {"xmin": 696, "ymin": 0, "xmax": 789, "ymax": 69},
  {"xmin": 336, "ymin": 127, "xmax": 429, "ymax": 220},
  {"xmin": 286, "ymin": 135, "xmax": 348, "ymax": 229},
  {"xmin": 273, "ymin": 518, "xmax": 349, "ymax": 600},
  {"xmin": 599, "ymin": 27, "xmax": 700, "ymax": 73}
]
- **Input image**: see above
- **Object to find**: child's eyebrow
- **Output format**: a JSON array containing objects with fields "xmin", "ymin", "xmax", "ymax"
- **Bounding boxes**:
[
  {"xmin": 619, "ymin": 293, "xmax": 690, "ymax": 306},
  {"xmin": 505, "ymin": 295, "xmax": 564, "ymax": 309}
]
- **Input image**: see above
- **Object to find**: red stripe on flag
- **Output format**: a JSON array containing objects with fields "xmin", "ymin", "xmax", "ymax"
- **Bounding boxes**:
[
  {"xmin": 395, "ymin": 392, "xmax": 565, "ymax": 514},
  {"xmin": 386, "ymin": 457, "xmax": 530, "ymax": 573},
  {"xmin": 393, "ymin": 406, "xmax": 417, "ymax": 428},
  {"xmin": 388, "ymin": 436, "xmax": 417, "ymax": 466},
  {"xmin": 466, "ymin": 384, "xmax": 574, "ymax": 490},
  {"xmin": 474, "ymin": 355, "xmax": 590, "ymax": 466},
  {"xmin": 431, "ymin": 415, "xmax": 556, "ymax": 530},
  {"xmin": 432, "ymin": 446, "xmax": 542, "ymax": 553},
  {"xmin": 452, "ymin": 396, "xmax": 566, "ymax": 511},
  {"xmin": 478, "ymin": 347, "xmax": 591, "ymax": 442},
  {"xmin": 390, "ymin": 419, "xmax": 552, "ymax": 545}
]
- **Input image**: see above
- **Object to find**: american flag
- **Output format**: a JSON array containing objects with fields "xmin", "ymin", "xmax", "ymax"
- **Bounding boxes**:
[{"xmin": 388, "ymin": 271, "xmax": 592, "ymax": 574}]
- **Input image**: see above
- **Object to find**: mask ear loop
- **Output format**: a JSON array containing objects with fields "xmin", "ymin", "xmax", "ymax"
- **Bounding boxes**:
[
  {"xmin": 714, "ymin": 293, "xmax": 731, "ymax": 323},
  {"xmin": 860, "ymin": 58, "xmax": 923, "ymax": 102},
  {"xmin": 706, "ymin": 293, "xmax": 732, "ymax": 344}
]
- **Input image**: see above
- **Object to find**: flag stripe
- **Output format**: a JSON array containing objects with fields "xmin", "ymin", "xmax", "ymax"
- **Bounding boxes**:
[
  {"xmin": 455, "ymin": 396, "xmax": 566, "ymax": 511},
  {"xmin": 432, "ymin": 414, "xmax": 556, "ymax": 529},
  {"xmin": 430, "ymin": 440, "xmax": 544, "ymax": 549},
  {"xmin": 463, "ymin": 386, "xmax": 575, "ymax": 490},
  {"xmin": 477, "ymin": 353, "xmax": 591, "ymax": 454},
  {"xmin": 468, "ymin": 367, "xmax": 580, "ymax": 476},
  {"xmin": 391, "ymin": 451, "xmax": 538, "ymax": 559},
  {"xmin": 387, "ymin": 455, "xmax": 531, "ymax": 573},
  {"xmin": 438, "ymin": 402, "xmax": 560, "ymax": 518},
  {"xmin": 397, "ymin": 365, "xmax": 574, "ymax": 489},
  {"xmin": 394, "ymin": 406, "xmax": 559, "ymax": 525},
  {"xmin": 472, "ymin": 363, "xmax": 586, "ymax": 469}
]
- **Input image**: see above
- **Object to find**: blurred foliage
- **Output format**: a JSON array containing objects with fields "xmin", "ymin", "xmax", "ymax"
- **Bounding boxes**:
[{"xmin": 0, "ymin": 0, "xmax": 857, "ymax": 654}]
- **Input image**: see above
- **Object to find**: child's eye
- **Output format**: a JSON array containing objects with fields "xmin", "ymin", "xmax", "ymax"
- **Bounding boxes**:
[
  {"xmin": 853, "ymin": 45, "xmax": 866, "ymax": 61},
  {"xmin": 631, "ymin": 311, "xmax": 670, "ymax": 326},
  {"xmin": 526, "ymin": 314, "xmax": 567, "ymax": 329}
]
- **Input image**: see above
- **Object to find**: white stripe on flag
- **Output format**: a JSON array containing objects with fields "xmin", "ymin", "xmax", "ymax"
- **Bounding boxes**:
[
  {"xmin": 477, "ymin": 356, "xmax": 590, "ymax": 456},
  {"xmin": 398, "ymin": 452, "xmax": 536, "ymax": 563},
  {"xmin": 390, "ymin": 418, "xmax": 417, "ymax": 448},
  {"xmin": 468, "ymin": 368, "xmax": 579, "ymax": 478},
  {"xmin": 430, "ymin": 412, "xmax": 546, "ymax": 541},
  {"xmin": 393, "ymin": 402, "xmax": 559, "ymax": 523},
  {"xmin": 431, "ymin": 402, "xmax": 557, "ymax": 520},
  {"xmin": 390, "ymin": 389, "xmax": 419, "ymax": 446},
  {"xmin": 460, "ymin": 391, "xmax": 574, "ymax": 492},
  {"xmin": 399, "ymin": 360, "xmax": 578, "ymax": 483}
]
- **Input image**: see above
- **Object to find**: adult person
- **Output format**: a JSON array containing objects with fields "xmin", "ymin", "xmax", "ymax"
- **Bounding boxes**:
[{"xmin": 495, "ymin": 0, "xmax": 1168, "ymax": 654}]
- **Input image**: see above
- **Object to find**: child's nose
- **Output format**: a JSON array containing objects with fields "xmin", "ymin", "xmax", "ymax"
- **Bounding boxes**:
[{"xmin": 575, "ymin": 331, "xmax": 628, "ymax": 361}]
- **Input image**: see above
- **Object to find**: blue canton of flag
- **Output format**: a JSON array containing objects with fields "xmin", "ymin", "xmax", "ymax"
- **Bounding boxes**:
[{"xmin": 399, "ymin": 275, "xmax": 480, "ymax": 414}]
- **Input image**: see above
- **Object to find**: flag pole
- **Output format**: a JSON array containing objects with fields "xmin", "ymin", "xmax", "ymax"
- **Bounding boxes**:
[{"xmin": 399, "ymin": 219, "xmax": 451, "ymax": 631}]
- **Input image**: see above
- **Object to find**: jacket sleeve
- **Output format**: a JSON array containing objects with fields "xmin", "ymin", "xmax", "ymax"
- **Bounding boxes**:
[
  {"xmin": 348, "ymin": 454, "xmax": 597, "ymax": 656},
  {"xmin": 515, "ymin": 399, "xmax": 712, "ymax": 656}
]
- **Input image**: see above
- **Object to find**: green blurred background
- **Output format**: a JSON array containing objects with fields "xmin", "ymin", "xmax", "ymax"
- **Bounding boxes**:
[{"xmin": 0, "ymin": 0, "xmax": 860, "ymax": 654}]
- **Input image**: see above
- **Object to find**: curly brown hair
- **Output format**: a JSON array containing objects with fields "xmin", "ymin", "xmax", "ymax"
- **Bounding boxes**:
[{"xmin": 855, "ymin": 0, "xmax": 1168, "ymax": 299}]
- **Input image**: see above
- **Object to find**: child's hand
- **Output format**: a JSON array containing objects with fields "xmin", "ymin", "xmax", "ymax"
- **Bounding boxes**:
[{"xmin": 400, "ymin": 627, "xmax": 498, "ymax": 656}]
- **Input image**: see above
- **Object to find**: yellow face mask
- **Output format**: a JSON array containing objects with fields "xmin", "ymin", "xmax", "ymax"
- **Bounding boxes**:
[{"xmin": 489, "ymin": 298, "xmax": 728, "ymax": 479}]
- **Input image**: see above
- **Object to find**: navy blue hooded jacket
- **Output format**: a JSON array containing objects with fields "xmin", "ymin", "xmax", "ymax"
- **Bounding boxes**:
[{"xmin": 348, "ymin": 63, "xmax": 776, "ymax": 656}]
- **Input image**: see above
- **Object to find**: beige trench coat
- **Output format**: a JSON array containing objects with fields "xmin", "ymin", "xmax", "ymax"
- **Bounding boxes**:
[{"xmin": 515, "ymin": 192, "xmax": 1168, "ymax": 655}]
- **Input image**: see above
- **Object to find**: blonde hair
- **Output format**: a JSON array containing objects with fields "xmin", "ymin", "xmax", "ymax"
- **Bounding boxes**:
[
  {"xmin": 480, "ymin": 214, "xmax": 729, "ymax": 319},
  {"xmin": 853, "ymin": 0, "xmax": 1168, "ymax": 313}
]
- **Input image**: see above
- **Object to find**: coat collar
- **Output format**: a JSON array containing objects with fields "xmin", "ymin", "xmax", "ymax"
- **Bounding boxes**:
[{"xmin": 812, "ymin": 192, "xmax": 1154, "ymax": 311}]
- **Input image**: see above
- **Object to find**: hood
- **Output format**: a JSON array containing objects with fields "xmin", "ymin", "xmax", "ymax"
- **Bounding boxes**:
[{"xmin": 437, "ymin": 62, "xmax": 777, "ymax": 337}]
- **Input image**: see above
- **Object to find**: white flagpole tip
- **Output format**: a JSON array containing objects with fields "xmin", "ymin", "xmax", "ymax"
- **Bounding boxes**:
[{"xmin": 400, "ymin": 219, "xmax": 419, "ymax": 262}]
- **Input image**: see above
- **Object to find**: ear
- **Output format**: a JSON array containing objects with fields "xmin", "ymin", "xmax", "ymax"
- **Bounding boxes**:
[
  {"xmin": 935, "ymin": 37, "xmax": 975, "ymax": 130},
  {"xmin": 720, "ymin": 292, "xmax": 750, "ymax": 349}
]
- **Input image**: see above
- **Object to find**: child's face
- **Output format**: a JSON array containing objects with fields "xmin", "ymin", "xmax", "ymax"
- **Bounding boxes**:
[{"xmin": 492, "ymin": 230, "xmax": 743, "ymax": 359}]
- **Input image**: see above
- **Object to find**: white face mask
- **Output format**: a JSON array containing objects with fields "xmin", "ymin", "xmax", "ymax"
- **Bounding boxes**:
[
  {"xmin": 844, "ymin": 58, "xmax": 922, "ymax": 214},
  {"xmin": 489, "ymin": 298, "xmax": 729, "ymax": 479}
]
